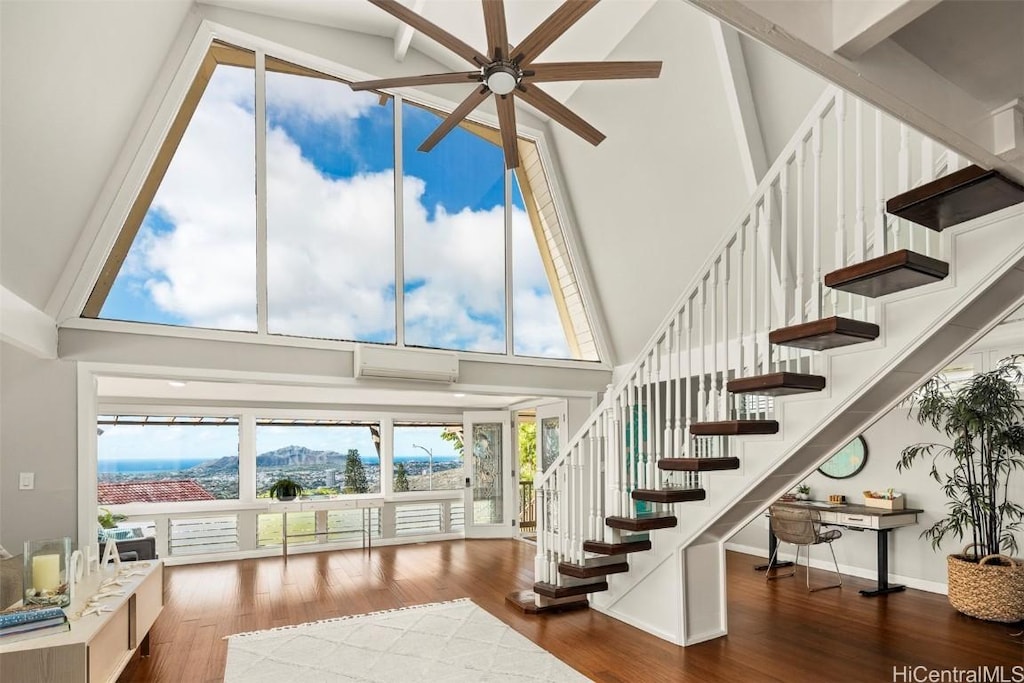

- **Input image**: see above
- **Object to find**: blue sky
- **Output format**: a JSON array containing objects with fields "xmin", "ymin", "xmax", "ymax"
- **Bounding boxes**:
[
  {"xmin": 101, "ymin": 60, "xmax": 570, "ymax": 358},
  {"xmin": 97, "ymin": 421, "xmax": 459, "ymax": 463}
]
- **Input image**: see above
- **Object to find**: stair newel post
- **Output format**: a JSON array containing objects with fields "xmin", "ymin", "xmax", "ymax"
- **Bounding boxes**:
[
  {"xmin": 898, "ymin": 122, "xmax": 909, "ymax": 252},
  {"xmin": 812, "ymin": 118, "xmax": 824, "ymax": 320},
  {"xmin": 874, "ymin": 109, "xmax": 886, "ymax": 261},
  {"xmin": 835, "ymin": 90, "xmax": 847, "ymax": 317},
  {"xmin": 618, "ymin": 389, "xmax": 630, "ymax": 522},
  {"xmin": 535, "ymin": 486, "xmax": 547, "ymax": 584}
]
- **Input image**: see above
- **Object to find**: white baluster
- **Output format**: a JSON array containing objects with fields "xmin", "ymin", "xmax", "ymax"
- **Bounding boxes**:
[
  {"xmin": 748, "ymin": 211, "xmax": 759, "ymax": 377},
  {"xmin": 854, "ymin": 97, "xmax": 866, "ymax": 265},
  {"xmin": 684, "ymin": 302, "xmax": 694, "ymax": 455},
  {"xmin": 761, "ymin": 194, "xmax": 773, "ymax": 374},
  {"xmin": 674, "ymin": 312, "xmax": 683, "ymax": 460},
  {"xmin": 698, "ymin": 278, "xmax": 708, "ymax": 427},
  {"xmin": 874, "ymin": 109, "xmax": 886, "ymax": 259},
  {"xmin": 812, "ymin": 118, "xmax": 823, "ymax": 320},
  {"xmin": 835, "ymin": 91, "xmax": 847, "ymax": 316},
  {"xmin": 646, "ymin": 350, "xmax": 656, "ymax": 491},
  {"xmin": 779, "ymin": 167, "xmax": 790, "ymax": 371},
  {"xmin": 900, "ymin": 123, "xmax": 910, "ymax": 253},
  {"xmin": 653, "ymin": 339, "xmax": 663, "ymax": 489},
  {"xmin": 710, "ymin": 261, "xmax": 720, "ymax": 421},
  {"xmin": 921, "ymin": 139, "xmax": 936, "ymax": 257},
  {"xmin": 735, "ymin": 222, "xmax": 746, "ymax": 418},
  {"xmin": 721, "ymin": 246, "xmax": 731, "ymax": 416}
]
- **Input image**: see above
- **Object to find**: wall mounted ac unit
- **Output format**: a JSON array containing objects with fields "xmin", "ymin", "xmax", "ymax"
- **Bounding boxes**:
[{"xmin": 353, "ymin": 346, "xmax": 459, "ymax": 383}]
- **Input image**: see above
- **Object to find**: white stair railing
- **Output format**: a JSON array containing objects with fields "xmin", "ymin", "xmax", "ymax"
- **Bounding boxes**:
[{"xmin": 534, "ymin": 85, "xmax": 961, "ymax": 591}]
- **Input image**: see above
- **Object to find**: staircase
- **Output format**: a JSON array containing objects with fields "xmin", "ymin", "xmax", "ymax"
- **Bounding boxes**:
[{"xmin": 508, "ymin": 87, "xmax": 1024, "ymax": 644}]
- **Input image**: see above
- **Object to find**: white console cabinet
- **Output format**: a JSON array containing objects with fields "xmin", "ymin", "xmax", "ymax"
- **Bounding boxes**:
[{"xmin": 0, "ymin": 560, "xmax": 163, "ymax": 682}]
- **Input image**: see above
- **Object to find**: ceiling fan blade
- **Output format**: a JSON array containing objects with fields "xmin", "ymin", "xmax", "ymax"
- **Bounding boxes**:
[
  {"xmin": 517, "ymin": 83, "xmax": 605, "ymax": 146},
  {"xmin": 528, "ymin": 61, "xmax": 663, "ymax": 82},
  {"xmin": 369, "ymin": 0, "xmax": 487, "ymax": 66},
  {"xmin": 511, "ymin": 0, "xmax": 599, "ymax": 65},
  {"xmin": 419, "ymin": 86, "xmax": 491, "ymax": 152},
  {"xmin": 482, "ymin": 0, "xmax": 510, "ymax": 61},
  {"xmin": 495, "ymin": 94, "xmax": 520, "ymax": 170},
  {"xmin": 350, "ymin": 71, "xmax": 482, "ymax": 92}
]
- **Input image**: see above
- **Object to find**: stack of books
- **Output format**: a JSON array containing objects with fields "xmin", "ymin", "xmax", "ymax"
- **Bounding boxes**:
[{"xmin": 0, "ymin": 605, "xmax": 70, "ymax": 644}]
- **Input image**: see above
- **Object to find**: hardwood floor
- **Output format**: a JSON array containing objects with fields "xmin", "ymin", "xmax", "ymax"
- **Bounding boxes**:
[{"xmin": 120, "ymin": 540, "xmax": 1023, "ymax": 682}]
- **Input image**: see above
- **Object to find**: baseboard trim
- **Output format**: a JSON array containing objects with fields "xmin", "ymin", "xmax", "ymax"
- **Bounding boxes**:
[{"xmin": 725, "ymin": 543, "xmax": 948, "ymax": 595}]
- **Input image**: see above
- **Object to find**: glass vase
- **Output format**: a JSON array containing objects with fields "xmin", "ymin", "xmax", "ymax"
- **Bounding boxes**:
[{"xmin": 23, "ymin": 537, "xmax": 72, "ymax": 607}]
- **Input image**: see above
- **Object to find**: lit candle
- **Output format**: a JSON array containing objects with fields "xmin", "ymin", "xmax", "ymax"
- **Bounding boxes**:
[{"xmin": 32, "ymin": 553, "xmax": 60, "ymax": 592}]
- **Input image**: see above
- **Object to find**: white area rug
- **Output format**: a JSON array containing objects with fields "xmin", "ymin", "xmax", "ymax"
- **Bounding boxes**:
[{"xmin": 223, "ymin": 598, "xmax": 589, "ymax": 682}]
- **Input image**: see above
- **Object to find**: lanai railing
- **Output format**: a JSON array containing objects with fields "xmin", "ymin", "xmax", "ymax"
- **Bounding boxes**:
[{"xmin": 534, "ymin": 86, "xmax": 963, "ymax": 585}]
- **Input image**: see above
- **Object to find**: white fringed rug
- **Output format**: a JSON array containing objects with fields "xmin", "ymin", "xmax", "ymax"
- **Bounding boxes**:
[{"xmin": 223, "ymin": 598, "xmax": 589, "ymax": 682}]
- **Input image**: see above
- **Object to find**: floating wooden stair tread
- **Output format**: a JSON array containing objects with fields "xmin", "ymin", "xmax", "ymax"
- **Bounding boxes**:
[
  {"xmin": 690, "ymin": 420, "xmax": 778, "ymax": 436},
  {"xmin": 769, "ymin": 316, "xmax": 879, "ymax": 351},
  {"xmin": 582, "ymin": 539, "xmax": 652, "ymax": 555},
  {"xmin": 533, "ymin": 580, "xmax": 608, "ymax": 599},
  {"xmin": 886, "ymin": 164, "xmax": 1024, "ymax": 232},
  {"xmin": 727, "ymin": 372, "xmax": 826, "ymax": 396},
  {"xmin": 632, "ymin": 487, "xmax": 706, "ymax": 504},
  {"xmin": 606, "ymin": 515, "xmax": 678, "ymax": 532},
  {"xmin": 558, "ymin": 560, "xmax": 630, "ymax": 579},
  {"xmin": 824, "ymin": 250, "xmax": 949, "ymax": 298},
  {"xmin": 658, "ymin": 456, "xmax": 741, "ymax": 472},
  {"xmin": 505, "ymin": 589, "xmax": 589, "ymax": 614}
]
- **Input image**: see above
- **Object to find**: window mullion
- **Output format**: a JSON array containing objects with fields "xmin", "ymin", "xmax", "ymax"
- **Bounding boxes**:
[
  {"xmin": 505, "ymin": 168, "xmax": 513, "ymax": 356},
  {"xmin": 255, "ymin": 50, "xmax": 269, "ymax": 336},
  {"xmin": 395, "ymin": 97, "xmax": 405, "ymax": 348}
]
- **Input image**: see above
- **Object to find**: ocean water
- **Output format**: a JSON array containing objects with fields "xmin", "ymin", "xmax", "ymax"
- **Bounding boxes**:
[{"xmin": 98, "ymin": 454, "xmax": 458, "ymax": 474}]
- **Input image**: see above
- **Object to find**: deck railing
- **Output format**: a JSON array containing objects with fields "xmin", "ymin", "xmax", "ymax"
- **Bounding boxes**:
[{"xmin": 534, "ymin": 86, "xmax": 962, "ymax": 584}]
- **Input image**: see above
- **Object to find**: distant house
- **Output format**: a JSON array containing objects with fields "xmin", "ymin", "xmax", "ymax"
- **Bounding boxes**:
[{"xmin": 98, "ymin": 480, "xmax": 216, "ymax": 505}]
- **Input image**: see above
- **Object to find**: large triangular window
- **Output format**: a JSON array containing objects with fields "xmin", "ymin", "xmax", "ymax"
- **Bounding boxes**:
[{"xmin": 84, "ymin": 40, "xmax": 599, "ymax": 362}]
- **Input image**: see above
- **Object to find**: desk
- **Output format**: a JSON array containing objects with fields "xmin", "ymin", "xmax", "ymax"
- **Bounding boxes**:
[
  {"xmin": 271, "ymin": 498, "xmax": 380, "ymax": 559},
  {"xmin": 757, "ymin": 500, "xmax": 923, "ymax": 597}
]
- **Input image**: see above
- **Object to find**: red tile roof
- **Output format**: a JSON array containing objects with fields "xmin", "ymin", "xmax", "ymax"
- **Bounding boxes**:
[{"xmin": 98, "ymin": 480, "xmax": 216, "ymax": 504}]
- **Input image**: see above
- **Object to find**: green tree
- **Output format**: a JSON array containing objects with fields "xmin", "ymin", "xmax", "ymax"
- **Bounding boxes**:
[
  {"xmin": 394, "ymin": 463, "xmax": 410, "ymax": 492},
  {"xmin": 518, "ymin": 421, "xmax": 537, "ymax": 482},
  {"xmin": 440, "ymin": 427, "xmax": 464, "ymax": 457},
  {"xmin": 343, "ymin": 449, "xmax": 369, "ymax": 494}
]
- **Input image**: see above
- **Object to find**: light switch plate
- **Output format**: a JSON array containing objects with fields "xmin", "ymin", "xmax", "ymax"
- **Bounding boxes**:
[{"xmin": 19, "ymin": 472, "xmax": 34, "ymax": 490}]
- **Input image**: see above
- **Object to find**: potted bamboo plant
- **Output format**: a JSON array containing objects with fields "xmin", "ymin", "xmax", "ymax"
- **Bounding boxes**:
[{"xmin": 898, "ymin": 354, "xmax": 1024, "ymax": 622}]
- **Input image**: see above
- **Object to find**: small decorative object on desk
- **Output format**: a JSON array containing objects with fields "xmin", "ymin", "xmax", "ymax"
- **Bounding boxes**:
[
  {"xmin": 863, "ymin": 488, "xmax": 904, "ymax": 510},
  {"xmin": 23, "ymin": 537, "xmax": 71, "ymax": 607},
  {"xmin": 795, "ymin": 484, "xmax": 811, "ymax": 501},
  {"xmin": 779, "ymin": 493, "xmax": 797, "ymax": 502},
  {"xmin": 828, "ymin": 494, "xmax": 846, "ymax": 504}
]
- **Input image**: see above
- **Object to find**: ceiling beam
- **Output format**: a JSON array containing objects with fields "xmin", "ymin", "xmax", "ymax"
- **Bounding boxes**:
[
  {"xmin": 833, "ymin": 0, "xmax": 942, "ymax": 60},
  {"xmin": 709, "ymin": 19, "xmax": 767, "ymax": 194},
  {"xmin": 392, "ymin": 0, "xmax": 426, "ymax": 62}
]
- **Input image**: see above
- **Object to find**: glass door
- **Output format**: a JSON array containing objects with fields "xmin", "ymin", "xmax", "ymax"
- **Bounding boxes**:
[
  {"xmin": 463, "ymin": 411, "xmax": 514, "ymax": 538},
  {"xmin": 535, "ymin": 400, "xmax": 567, "ymax": 476}
]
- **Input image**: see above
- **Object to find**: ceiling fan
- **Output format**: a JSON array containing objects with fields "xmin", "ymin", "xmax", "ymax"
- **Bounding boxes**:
[{"xmin": 352, "ymin": 0, "xmax": 662, "ymax": 169}]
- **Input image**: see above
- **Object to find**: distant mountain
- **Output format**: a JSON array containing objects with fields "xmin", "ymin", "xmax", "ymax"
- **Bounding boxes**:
[{"xmin": 186, "ymin": 445, "xmax": 348, "ymax": 474}]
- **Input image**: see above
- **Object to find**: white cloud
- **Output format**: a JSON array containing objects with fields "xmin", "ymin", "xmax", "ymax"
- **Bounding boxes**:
[
  {"xmin": 122, "ymin": 64, "xmax": 571, "ymax": 356},
  {"xmin": 266, "ymin": 69, "xmax": 378, "ymax": 125}
]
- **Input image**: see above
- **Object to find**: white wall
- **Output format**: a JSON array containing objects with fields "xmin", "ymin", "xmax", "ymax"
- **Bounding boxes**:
[
  {"xmin": 728, "ymin": 343, "xmax": 1024, "ymax": 590},
  {"xmin": 551, "ymin": 0, "xmax": 750, "ymax": 365},
  {"xmin": 0, "ymin": 343, "xmax": 79, "ymax": 553}
]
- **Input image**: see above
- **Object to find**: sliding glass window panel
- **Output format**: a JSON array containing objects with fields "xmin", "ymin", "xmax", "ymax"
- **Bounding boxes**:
[
  {"xmin": 265, "ymin": 58, "xmax": 396, "ymax": 342},
  {"xmin": 402, "ymin": 102, "xmax": 506, "ymax": 353},
  {"xmin": 96, "ymin": 416, "xmax": 240, "ymax": 503},
  {"xmin": 392, "ymin": 423, "xmax": 463, "ymax": 492},
  {"xmin": 255, "ymin": 422, "xmax": 382, "ymax": 497}
]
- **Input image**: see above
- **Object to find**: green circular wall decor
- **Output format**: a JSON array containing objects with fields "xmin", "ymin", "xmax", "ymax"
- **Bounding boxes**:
[{"xmin": 818, "ymin": 436, "xmax": 868, "ymax": 479}]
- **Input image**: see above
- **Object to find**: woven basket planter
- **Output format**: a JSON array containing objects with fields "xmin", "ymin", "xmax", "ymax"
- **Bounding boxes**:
[{"xmin": 947, "ymin": 546, "xmax": 1024, "ymax": 623}]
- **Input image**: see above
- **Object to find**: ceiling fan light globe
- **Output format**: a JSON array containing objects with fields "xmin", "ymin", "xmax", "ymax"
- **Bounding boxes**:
[{"xmin": 486, "ymin": 70, "xmax": 518, "ymax": 95}]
